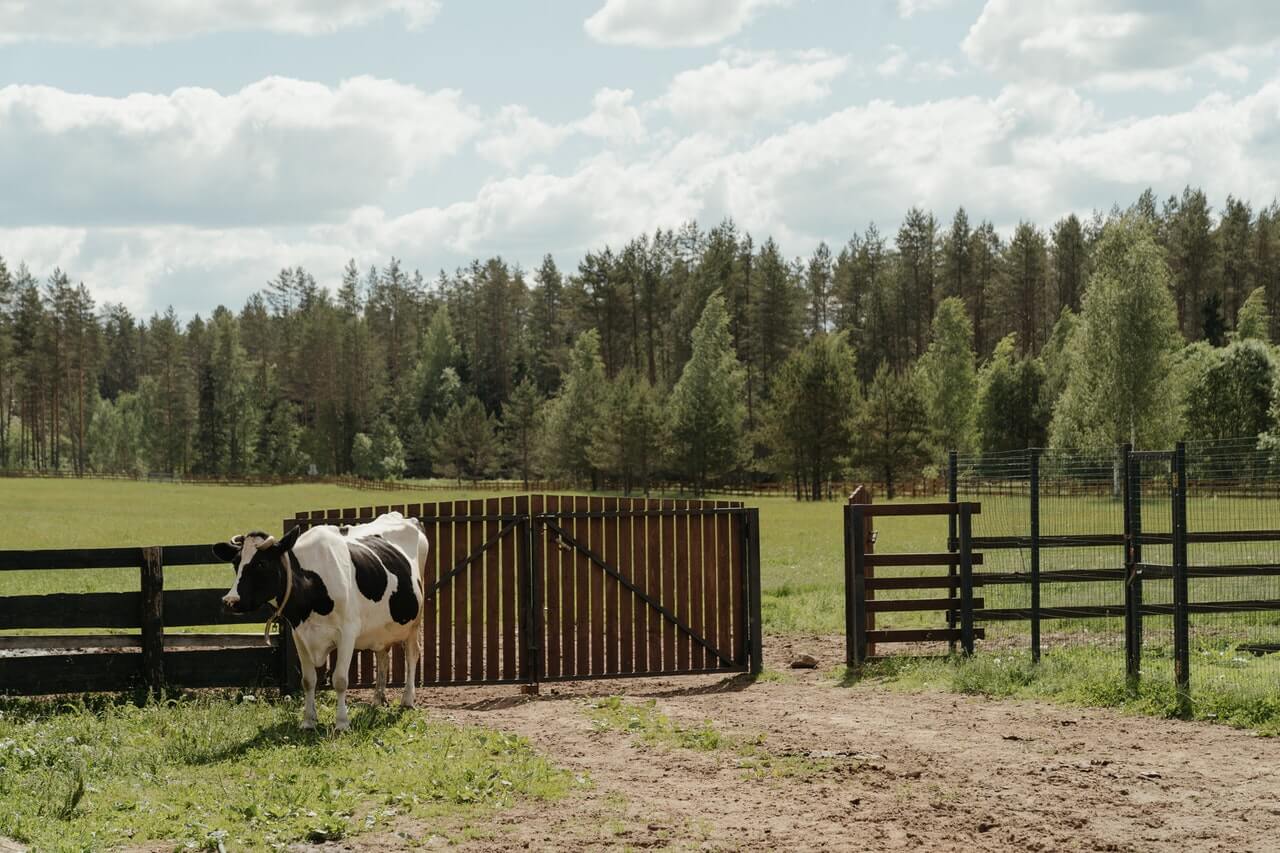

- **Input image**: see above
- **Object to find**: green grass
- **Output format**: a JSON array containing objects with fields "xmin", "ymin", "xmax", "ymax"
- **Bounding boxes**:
[
  {"xmin": 0, "ymin": 692, "xmax": 570, "ymax": 851},
  {"xmin": 848, "ymin": 645, "xmax": 1280, "ymax": 735}
]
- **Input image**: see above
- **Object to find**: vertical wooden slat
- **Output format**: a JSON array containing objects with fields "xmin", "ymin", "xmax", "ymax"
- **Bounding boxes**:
[
  {"xmin": 422, "ymin": 509, "xmax": 437, "ymax": 684},
  {"xmin": 675, "ymin": 499, "xmax": 690, "ymax": 671},
  {"xmin": 661, "ymin": 498, "xmax": 676, "ymax": 673},
  {"xmin": 453, "ymin": 499, "xmax": 469, "ymax": 681},
  {"xmin": 501, "ymin": 495, "xmax": 517, "ymax": 681},
  {"xmin": 689, "ymin": 502, "xmax": 705, "ymax": 670},
  {"xmin": 470, "ymin": 498, "xmax": 485, "ymax": 681},
  {"xmin": 437, "ymin": 501, "xmax": 453, "ymax": 683},
  {"xmin": 718, "ymin": 503, "xmax": 733, "ymax": 666},
  {"xmin": 575, "ymin": 495, "xmax": 591, "ymax": 676},
  {"xmin": 522, "ymin": 494, "xmax": 538, "ymax": 682},
  {"xmin": 619, "ymin": 497, "xmax": 634, "ymax": 673},
  {"xmin": 728, "ymin": 506, "xmax": 743, "ymax": 666},
  {"xmin": 646, "ymin": 498, "xmax": 661, "ymax": 672},
  {"xmin": 589, "ymin": 496, "xmax": 605, "ymax": 674},
  {"xmin": 706, "ymin": 502, "xmax": 716, "ymax": 666},
  {"xmin": 546, "ymin": 495, "xmax": 563, "ymax": 678},
  {"xmin": 485, "ymin": 497, "xmax": 501, "ymax": 681},
  {"xmin": 602, "ymin": 496, "xmax": 618, "ymax": 674}
]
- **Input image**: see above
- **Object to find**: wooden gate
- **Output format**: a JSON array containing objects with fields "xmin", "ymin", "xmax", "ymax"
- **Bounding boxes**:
[
  {"xmin": 844, "ymin": 495, "xmax": 984, "ymax": 667},
  {"xmin": 284, "ymin": 496, "xmax": 762, "ymax": 689}
]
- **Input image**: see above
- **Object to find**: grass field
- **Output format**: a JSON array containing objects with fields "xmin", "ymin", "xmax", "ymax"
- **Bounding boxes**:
[{"xmin": 0, "ymin": 692, "xmax": 569, "ymax": 850}]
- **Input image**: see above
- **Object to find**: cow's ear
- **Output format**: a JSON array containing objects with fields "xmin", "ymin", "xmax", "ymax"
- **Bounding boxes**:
[
  {"xmin": 212, "ymin": 541, "xmax": 240, "ymax": 563},
  {"xmin": 278, "ymin": 525, "xmax": 302, "ymax": 552}
]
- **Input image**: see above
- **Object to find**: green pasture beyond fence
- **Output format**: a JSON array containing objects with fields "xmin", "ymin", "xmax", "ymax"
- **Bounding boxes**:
[{"xmin": 944, "ymin": 438, "xmax": 1280, "ymax": 710}]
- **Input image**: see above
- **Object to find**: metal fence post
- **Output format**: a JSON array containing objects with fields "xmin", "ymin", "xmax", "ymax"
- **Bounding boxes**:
[
  {"xmin": 958, "ymin": 505, "xmax": 975, "ymax": 656},
  {"xmin": 1122, "ymin": 444, "xmax": 1142, "ymax": 687},
  {"xmin": 947, "ymin": 450, "xmax": 959, "ymax": 653},
  {"xmin": 1029, "ymin": 449, "xmax": 1041, "ymax": 664},
  {"xmin": 1173, "ymin": 442, "xmax": 1191, "ymax": 713}
]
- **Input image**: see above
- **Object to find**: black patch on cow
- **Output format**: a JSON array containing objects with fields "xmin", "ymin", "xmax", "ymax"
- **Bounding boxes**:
[
  {"xmin": 282, "ymin": 558, "xmax": 334, "ymax": 628},
  {"xmin": 349, "ymin": 539, "xmax": 389, "ymax": 603},
  {"xmin": 353, "ymin": 535, "xmax": 419, "ymax": 624}
]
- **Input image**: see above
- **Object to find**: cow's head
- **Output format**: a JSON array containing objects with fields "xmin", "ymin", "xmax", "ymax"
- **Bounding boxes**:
[{"xmin": 212, "ymin": 527, "xmax": 301, "ymax": 613}]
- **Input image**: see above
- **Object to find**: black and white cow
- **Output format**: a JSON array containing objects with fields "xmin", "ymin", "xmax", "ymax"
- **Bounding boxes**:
[{"xmin": 213, "ymin": 512, "xmax": 427, "ymax": 730}]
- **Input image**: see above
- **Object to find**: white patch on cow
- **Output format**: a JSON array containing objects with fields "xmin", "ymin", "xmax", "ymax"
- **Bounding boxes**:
[{"xmin": 221, "ymin": 533, "xmax": 273, "ymax": 607}]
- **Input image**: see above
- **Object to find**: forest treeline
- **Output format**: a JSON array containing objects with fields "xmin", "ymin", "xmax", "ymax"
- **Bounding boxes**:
[{"xmin": 3, "ymin": 187, "xmax": 1280, "ymax": 498}]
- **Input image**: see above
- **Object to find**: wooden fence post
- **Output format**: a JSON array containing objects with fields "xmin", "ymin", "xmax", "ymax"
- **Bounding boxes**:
[
  {"xmin": 140, "ymin": 546, "xmax": 164, "ymax": 695},
  {"xmin": 746, "ymin": 508, "xmax": 763, "ymax": 677}
]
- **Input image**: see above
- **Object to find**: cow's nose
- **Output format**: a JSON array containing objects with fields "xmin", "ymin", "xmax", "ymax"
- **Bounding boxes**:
[{"xmin": 222, "ymin": 594, "xmax": 240, "ymax": 608}]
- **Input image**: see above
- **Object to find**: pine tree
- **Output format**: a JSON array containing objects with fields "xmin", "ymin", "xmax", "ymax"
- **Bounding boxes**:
[
  {"xmin": 540, "ymin": 330, "xmax": 607, "ymax": 486},
  {"xmin": 502, "ymin": 377, "xmax": 543, "ymax": 488},
  {"xmin": 975, "ymin": 334, "xmax": 1049, "ymax": 453},
  {"xmin": 917, "ymin": 297, "xmax": 978, "ymax": 454},
  {"xmin": 851, "ymin": 363, "xmax": 930, "ymax": 499},
  {"xmin": 668, "ymin": 294, "xmax": 747, "ymax": 493},
  {"xmin": 1234, "ymin": 287, "xmax": 1271, "ymax": 343},
  {"xmin": 761, "ymin": 333, "xmax": 858, "ymax": 500},
  {"xmin": 588, "ymin": 369, "xmax": 665, "ymax": 495}
]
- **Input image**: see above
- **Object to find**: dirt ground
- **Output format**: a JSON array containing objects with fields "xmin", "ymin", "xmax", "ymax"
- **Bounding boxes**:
[{"xmin": 306, "ymin": 634, "xmax": 1280, "ymax": 852}]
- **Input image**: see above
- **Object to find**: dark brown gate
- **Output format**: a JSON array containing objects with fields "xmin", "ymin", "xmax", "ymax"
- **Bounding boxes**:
[{"xmin": 283, "ymin": 496, "xmax": 761, "ymax": 689}]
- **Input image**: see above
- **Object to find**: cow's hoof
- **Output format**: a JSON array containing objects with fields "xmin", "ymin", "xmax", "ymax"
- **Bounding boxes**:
[
  {"xmin": 335, "ymin": 719, "xmax": 350, "ymax": 732},
  {"xmin": 371, "ymin": 693, "xmax": 386, "ymax": 707},
  {"xmin": 301, "ymin": 718, "xmax": 317, "ymax": 731},
  {"xmin": 400, "ymin": 699, "xmax": 416, "ymax": 710}
]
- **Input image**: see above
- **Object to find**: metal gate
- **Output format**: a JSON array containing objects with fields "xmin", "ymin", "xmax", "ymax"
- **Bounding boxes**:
[{"xmin": 283, "ymin": 496, "xmax": 762, "ymax": 689}]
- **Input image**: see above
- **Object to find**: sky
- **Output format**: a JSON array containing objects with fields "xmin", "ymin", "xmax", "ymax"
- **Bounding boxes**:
[{"xmin": 1, "ymin": 0, "xmax": 1279, "ymax": 317}]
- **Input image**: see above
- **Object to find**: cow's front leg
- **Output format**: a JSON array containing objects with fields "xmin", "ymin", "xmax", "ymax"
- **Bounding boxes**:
[
  {"xmin": 332, "ymin": 635, "xmax": 356, "ymax": 731},
  {"xmin": 293, "ymin": 638, "xmax": 319, "ymax": 730},
  {"xmin": 402, "ymin": 626, "xmax": 422, "ymax": 709},
  {"xmin": 373, "ymin": 649, "xmax": 389, "ymax": 706}
]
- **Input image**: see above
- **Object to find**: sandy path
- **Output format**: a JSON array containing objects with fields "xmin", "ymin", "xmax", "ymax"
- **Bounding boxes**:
[{"xmin": 325, "ymin": 635, "xmax": 1280, "ymax": 851}]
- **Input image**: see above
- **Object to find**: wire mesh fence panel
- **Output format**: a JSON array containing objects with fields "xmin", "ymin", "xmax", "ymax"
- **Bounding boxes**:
[
  {"xmin": 1184, "ymin": 438, "xmax": 1280, "ymax": 703},
  {"xmin": 954, "ymin": 449, "xmax": 1030, "ymax": 647}
]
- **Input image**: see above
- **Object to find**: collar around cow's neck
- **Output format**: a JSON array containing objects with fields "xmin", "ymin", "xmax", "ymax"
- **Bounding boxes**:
[{"xmin": 262, "ymin": 549, "xmax": 296, "ymax": 645}]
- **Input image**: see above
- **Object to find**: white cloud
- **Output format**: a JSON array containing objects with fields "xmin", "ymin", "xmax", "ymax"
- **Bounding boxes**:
[
  {"xmin": 877, "ymin": 45, "xmax": 909, "ymax": 78},
  {"xmin": 897, "ymin": 0, "xmax": 952, "ymax": 19},
  {"xmin": 876, "ymin": 45, "xmax": 957, "ymax": 81},
  {"xmin": 9, "ymin": 73, "xmax": 1280, "ymax": 317},
  {"xmin": 583, "ymin": 0, "xmax": 788, "ymax": 48},
  {"xmin": 476, "ymin": 89, "xmax": 644, "ymax": 171},
  {"xmin": 0, "ymin": 0, "xmax": 441, "ymax": 45},
  {"xmin": 476, "ymin": 106, "xmax": 572, "ymax": 171},
  {"xmin": 0, "ymin": 76, "xmax": 481, "ymax": 227},
  {"xmin": 657, "ymin": 50, "xmax": 849, "ymax": 128},
  {"xmin": 963, "ymin": 0, "xmax": 1280, "ymax": 90}
]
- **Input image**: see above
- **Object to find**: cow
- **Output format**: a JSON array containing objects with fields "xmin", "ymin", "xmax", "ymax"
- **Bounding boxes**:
[{"xmin": 213, "ymin": 511, "xmax": 427, "ymax": 731}]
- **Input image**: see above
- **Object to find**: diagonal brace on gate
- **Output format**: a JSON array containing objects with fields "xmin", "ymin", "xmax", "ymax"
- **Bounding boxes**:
[
  {"xmin": 425, "ymin": 519, "xmax": 521, "ymax": 600},
  {"xmin": 539, "ymin": 518, "xmax": 736, "ymax": 669}
]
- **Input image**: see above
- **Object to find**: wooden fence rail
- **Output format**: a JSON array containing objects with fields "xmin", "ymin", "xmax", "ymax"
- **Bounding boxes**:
[{"xmin": 0, "ymin": 545, "xmax": 281, "ymax": 696}]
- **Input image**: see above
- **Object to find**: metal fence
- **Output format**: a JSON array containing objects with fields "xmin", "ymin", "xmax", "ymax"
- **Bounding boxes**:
[{"xmin": 950, "ymin": 440, "xmax": 1280, "ymax": 709}]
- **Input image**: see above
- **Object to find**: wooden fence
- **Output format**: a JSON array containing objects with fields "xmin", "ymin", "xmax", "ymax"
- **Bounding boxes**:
[
  {"xmin": 0, "ymin": 546, "xmax": 281, "ymax": 695},
  {"xmin": 285, "ymin": 496, "xmax": 763, "ymax": 689}
]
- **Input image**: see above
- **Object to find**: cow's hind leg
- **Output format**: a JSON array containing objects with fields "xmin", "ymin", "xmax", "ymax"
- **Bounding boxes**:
[
  {"xmin": 333, "ymin": 635, "xmax": 356, "ymax": 732},
  {"xmin": 402, "ymin": 622, "xmax": 422, "ymax": 709},
  {"xmin": 373, "ymin": 649, "xmax": 389, "ymax": 706}
]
